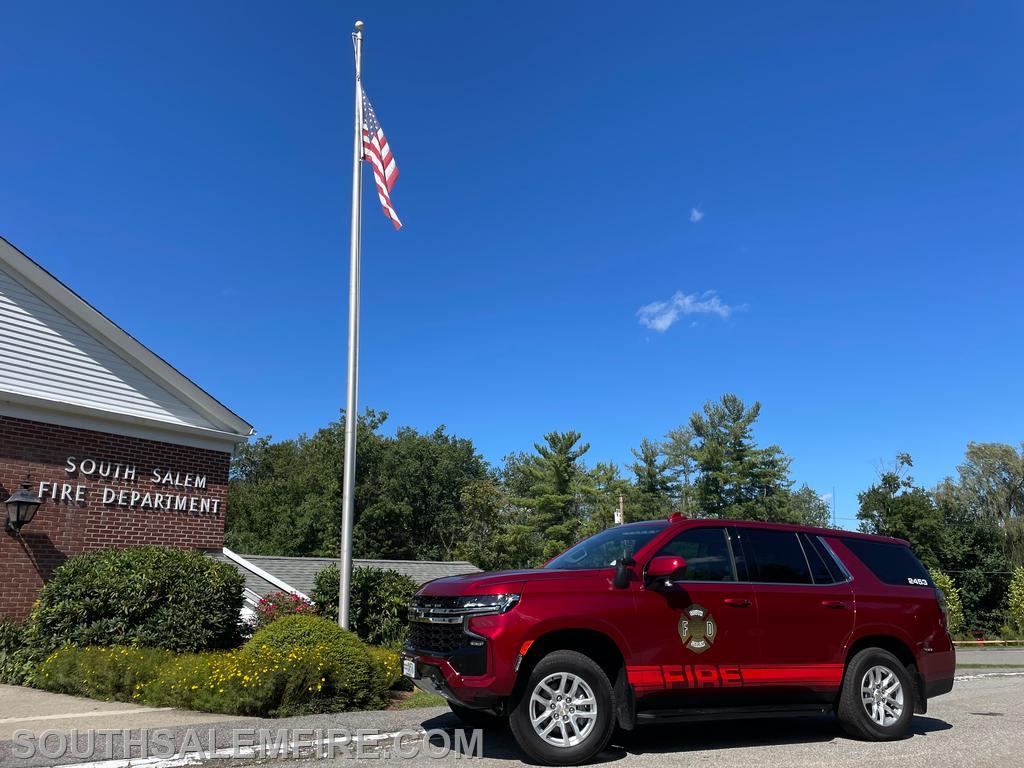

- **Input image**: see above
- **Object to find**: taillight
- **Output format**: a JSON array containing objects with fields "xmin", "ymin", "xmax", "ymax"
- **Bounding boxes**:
[{"xmin": 935, "ymin": 587, "xmax": 949, "ymax": 629}]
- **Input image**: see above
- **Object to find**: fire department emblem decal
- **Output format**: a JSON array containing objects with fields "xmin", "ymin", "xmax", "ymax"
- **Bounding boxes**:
[{"xmin": 678, "ymin": 604, "xmax": 716, "ymax": 654}]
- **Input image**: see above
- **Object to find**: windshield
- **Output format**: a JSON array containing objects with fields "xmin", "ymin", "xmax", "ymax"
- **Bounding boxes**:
[{"xmin": 544, "ymin": 522, "xmax": 669, "ymax": 570}]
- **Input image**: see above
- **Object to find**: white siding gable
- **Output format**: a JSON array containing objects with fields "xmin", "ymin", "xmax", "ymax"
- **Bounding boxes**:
[{"xmin": 0, "ymin": 262, "xmax": 218, "ymax": 431}]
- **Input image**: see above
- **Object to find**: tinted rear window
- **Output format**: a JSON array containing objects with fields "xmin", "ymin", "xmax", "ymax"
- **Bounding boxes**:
[
  {"xmin": 740, "ymin": 528, "xmax": 813, "ymax": 584},
  {"xmin": 841, "ymin": 539, "xmax": 932, "ymax": 586},
  {"xmin": 802, "ymin": 534, "xmax": 846, "ymax": 584},
  {"xmin": 799, "ymin": 534, "xmax": 836, "ymax": 584}
]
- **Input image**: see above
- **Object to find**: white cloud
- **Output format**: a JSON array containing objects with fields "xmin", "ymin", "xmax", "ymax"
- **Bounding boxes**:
[
  {"xmin": 689, "ymin": 207, "xmax": 704, "ymax": 223},
  {"xmin": 636, "ymin": 290, "xmax": 738, "ymax": 333}
]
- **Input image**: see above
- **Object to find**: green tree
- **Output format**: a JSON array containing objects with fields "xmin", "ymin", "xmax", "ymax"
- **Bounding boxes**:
[
  {"xmin": 785, "ymin": 484, "xmax": 833, "ymax": 527},
  {"xmin": 688, "ymin": 394, "xmax": 793, "ymax": 520},
  {"xmin": 354, "ymin": 425, "xmax": 489, "ymax": 560},
  {"xmin": 580, "ymin": 461, "xmax": 630, "ymax": 534},
  {"xmin": 857, "ymin": 454, "xmax": 948, "ymax": 570},
  {"xmin": 933, "ymin": 479, "xmax": 1012, "ymax": 634},
  {"xmin": 953, "ymin": 442, "xmax": 1024, "ymax": 567},
  {"xmin": 227, "ymin": 411, "xmax": 490, "ymax": 561},
  {"xmin": 628, "ymin": 438, "xmax": 675, "ymax": 521},
  {"xmin": 454, "ymin": 478, "xmax": 543, "ymax": 570},
  {"xmin": 956, "ymin": 442, "xmax": 1024, "ymax": 521},
  {"xmin": 664, "ymin": 425, "xmax": 698, "ymax": 516},
  {"xmin": 517, "ymin": 431, "xmax": 592, "ymax": 559},
  {"xmin": 226, "ymin": 409, "xmax": 387, "ymax": 557}
]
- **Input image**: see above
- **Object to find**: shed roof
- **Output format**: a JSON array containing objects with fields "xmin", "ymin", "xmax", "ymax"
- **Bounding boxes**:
[{"xmin": 213, "ymin": 549, "xmax": 481, "ymax": 602}]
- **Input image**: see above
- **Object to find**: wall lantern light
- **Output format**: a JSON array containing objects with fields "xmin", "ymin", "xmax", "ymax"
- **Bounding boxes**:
[{"xmin": 5, "ymin": 483, "xmax": 42, "ymax": 535}]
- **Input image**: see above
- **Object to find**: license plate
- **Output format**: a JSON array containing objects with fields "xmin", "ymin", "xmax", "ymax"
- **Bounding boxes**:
[{"xmin": 403, "ymin": 658, "xmax": 417, "ymax": 679}]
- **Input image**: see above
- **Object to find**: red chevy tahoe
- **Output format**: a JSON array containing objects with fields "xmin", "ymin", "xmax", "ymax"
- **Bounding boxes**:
[{"xmin": 402, "ymin": 517, "xmax": 955, "ymax": 765}]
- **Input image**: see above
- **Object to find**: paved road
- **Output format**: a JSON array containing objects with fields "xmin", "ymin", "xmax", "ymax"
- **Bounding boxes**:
[
  {"xmin": 249, "ymin": 674, "xmax": 1024, "ymax": 768},
  {"xmin": 2, "ymin": 674, "xmax": 1021, "ymax": 768}
]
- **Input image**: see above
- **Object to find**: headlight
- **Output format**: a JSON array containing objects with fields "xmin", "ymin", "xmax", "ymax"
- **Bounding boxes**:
[{"xmin": 457, "ymin": 593, "xmax": 520, "ymax": 614}]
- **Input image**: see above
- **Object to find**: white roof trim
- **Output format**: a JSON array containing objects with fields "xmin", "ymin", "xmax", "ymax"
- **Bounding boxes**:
[
  {"xmin": 0, "ymin": 236, "xmax": 253, "ymax": 441},
  {"xmin": 222, "ymin": 547, "xmax": 311, "ymax": 601},
  {"xmin": 0, "ymin": 391, "xmax": 250, "ymax": 452}
]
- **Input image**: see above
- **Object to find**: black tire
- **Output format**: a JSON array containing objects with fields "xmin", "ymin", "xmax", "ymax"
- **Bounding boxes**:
[
  {"xmin": 837, "ymin": 648, "xmax": 916, "ymax": 740},
  {"xmin": 509, "ymin": 650, "xmax": 615, "ymax": 766},
  {"xmin": 448, "ymin": 703, "xmax": 507, "ymax": 729}
]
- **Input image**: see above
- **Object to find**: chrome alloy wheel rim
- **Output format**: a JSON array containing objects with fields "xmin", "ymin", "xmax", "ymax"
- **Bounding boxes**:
[
  {"xmin": 528, "ymin": 672, "xmax": 598, "ymax": 747},
  {"xmin": 861, "ymin": 665, "xmax": 904, "ymax": 726}
]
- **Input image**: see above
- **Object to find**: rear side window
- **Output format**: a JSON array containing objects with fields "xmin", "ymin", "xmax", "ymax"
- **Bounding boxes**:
[
  {"xmin": 841, "ymin": 539, "xmax": 933, "ymax": 587},
  {"xmin": 801, "ymin": 534, "xmax": 847, "ymax": 584},
  {"xmin": 739, "ymin": 528, "xmax": 813, "ymax": 584},
  {"xmin": 799, "ymin": 534, "xmax": 836, "ymax": 584}
]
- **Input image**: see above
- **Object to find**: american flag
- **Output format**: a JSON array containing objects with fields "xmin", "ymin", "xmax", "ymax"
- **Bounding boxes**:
[{"xmin": 361, "ymin": 88, "xmax": 401, "ymax": 230}]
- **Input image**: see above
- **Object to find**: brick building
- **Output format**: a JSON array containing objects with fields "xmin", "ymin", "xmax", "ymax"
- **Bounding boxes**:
[{"xmin": 0, "ymin": 237, "xmax": 253, "ymax": 620}]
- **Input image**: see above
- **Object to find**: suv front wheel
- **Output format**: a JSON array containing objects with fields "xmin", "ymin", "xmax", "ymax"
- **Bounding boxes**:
[
  {"xmin": 837, "ymin": 647, "xmax": 916, "ymax": 740},
  {"xmin": 509, "ymin": 650, "xmax": 615, "ymax": 765}
]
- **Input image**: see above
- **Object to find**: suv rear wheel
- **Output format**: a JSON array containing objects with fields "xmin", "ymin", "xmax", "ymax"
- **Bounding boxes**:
[
  {"xmin": 509, "ymin": 650, "xmax": 615, "ymax": 765},
  {"xmin": 837, "ymin": 647, "xmax": 915, "ymax": 740}
]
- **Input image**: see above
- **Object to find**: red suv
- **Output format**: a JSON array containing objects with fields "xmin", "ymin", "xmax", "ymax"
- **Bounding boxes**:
[{"xmin": 402, "ymin": 517, "xmax": 955, "ymax": 765}]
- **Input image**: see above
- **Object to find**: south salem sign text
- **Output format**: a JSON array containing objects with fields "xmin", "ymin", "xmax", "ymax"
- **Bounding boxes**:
[{"xmin": 35, "ymin": 456, "xmax": 222, "ymax": 514}]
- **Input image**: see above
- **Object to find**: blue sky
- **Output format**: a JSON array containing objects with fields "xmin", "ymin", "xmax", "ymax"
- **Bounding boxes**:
[{"xmin": 3, "ymin": 2, "xmax": 1022, "ymax": 528}]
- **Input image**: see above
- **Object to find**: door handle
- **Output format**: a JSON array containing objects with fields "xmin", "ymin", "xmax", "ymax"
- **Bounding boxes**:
[
  {"xmin": 724, "ymin": 598, "xmax": 751, "ymax": 607},
  {"xmin": 821, "ymin": 600, "xmax": 847, "ymax": 609}
]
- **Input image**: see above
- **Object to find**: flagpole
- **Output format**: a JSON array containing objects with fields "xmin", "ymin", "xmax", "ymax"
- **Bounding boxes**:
[{"xmin": 338, "ymin": 19, "xmax": 364, "ymax": 630}]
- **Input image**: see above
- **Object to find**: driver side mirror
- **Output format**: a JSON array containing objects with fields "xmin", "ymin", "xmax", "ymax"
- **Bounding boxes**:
[{"xmin": 645, "ymin": 555, "xmax": 687, "ymax": 589}]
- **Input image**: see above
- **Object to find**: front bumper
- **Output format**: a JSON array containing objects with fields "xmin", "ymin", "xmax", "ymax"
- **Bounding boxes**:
[
  {"xmin": 403, "ymin": 595, "xmax": 528, "ymax": 704},
  {"xmin": 402, "ymin": 653, "xmax": 504, "ymax": 710}
]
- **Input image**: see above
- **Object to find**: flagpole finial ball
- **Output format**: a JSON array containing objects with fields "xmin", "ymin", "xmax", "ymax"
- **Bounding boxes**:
[{"xmin": 354, "ymin": 20, "xmax": 364, "ymax": 32}]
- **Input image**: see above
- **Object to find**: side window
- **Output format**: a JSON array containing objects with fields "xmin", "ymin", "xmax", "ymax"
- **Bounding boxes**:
[
  {"xmin": 799, "ymin": 533, "xmax": 836, "ymax": 584},
  {"xmin": 655, "ymin": 527, "xmax": 736, "ymax": 582},
  {"xmin": 805, "ymin": 534, "xmax": 847, "ymax": 583},
  {"xmin": 741, "ymin": 528, "xmax": 813, "ymax": 584}
]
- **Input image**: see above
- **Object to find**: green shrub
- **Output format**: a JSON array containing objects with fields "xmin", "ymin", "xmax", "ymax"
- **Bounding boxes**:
[
  {"xmin": 35, "ymin": 633, "xmax": 392, "ymax": 717},
  {"xmin": 145, "ymin": 644, "xmax": 340, "ymax": 716},
  {"xmin": 1009, "ymin": 566, "xmax": 1024, "ymax": 634},
  {"xmin": 367, "ymin": 645, "xmax": 410, "ymax": 695},
  {"xmin": 244, "ymin": 615, "xmax": 384, "ymax": 712},
  {"xmin": 931, "ymin": 569, "xmax": 965, "ymax": 635},
  {"xmin": 0, "ymin": 618, "xmax": 38, "ymax": 686},
  {"xmin": 312, "ymin": 565, "xmax": 417, "ymax": 648},
  {"xmin": 36, "ymin": 646, "xmax": 174, "ymax": 701},
  {"xmin": 26, "ymin": 546, "xmax": 244, "ymax": 654},
  {"xmin": 312, "ymin": 565, "xmax": 339, "ymax": 620}
]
